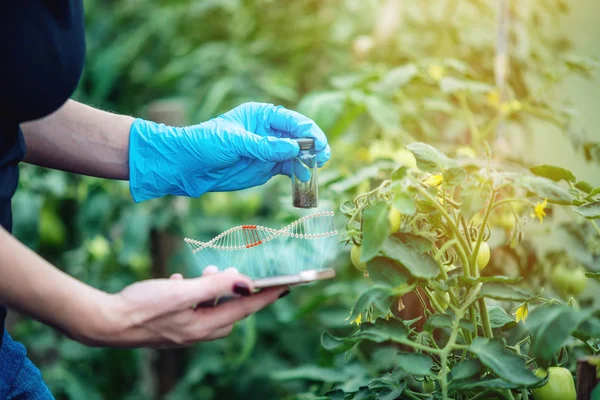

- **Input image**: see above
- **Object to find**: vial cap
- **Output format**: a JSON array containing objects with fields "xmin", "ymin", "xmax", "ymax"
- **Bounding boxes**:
[{"xmin": 295, "ymin": 138, "xmax": 315, "ymax": 150}]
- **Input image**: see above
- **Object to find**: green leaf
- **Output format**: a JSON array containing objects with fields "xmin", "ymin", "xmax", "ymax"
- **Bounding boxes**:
[
  {"xmin": 321, "ymin": 332, "xmax": 353, "ymax": 353},
  {"xmin": 469, "ymin": 338, "xmax": 541, "ymax": 386},
  {"xmin": 449, "ymin": 359, "xmax": 482, "ymax": 382},
  {"xmin": 458, "ymin": 275, "xmax": 523, "ymax": 286},
  {"xmin": 271, "ymin": 365, "xmax": 350, "ymax": 382},
  {"xmin": 340, "ymin": 200, "xmax": 357, "ymax": 216},
  {"xmin": 321, "ymin": 319, "xmax": 411, "ymax": 353},
  {"xmin": 368, "ymin": 368, "xmax": 406, "ymax": 390},
  {"xmin": 586, "ymin": 271, "xmax": 600, "ymax": 282},
  {"xmin": 592, "ymin": 383, "xmax": 600, "ymax": 400},
  {"xmin": 296, "ymin": 91, "xmax": 346, "ymax": 132},
  {"xmin": 355, "ymin": 318, "xmax": 410, "ymax": 343},
  {"xmin": 390, "ymin": 166, "xmax": 407, "ymax": 182},
  {"xmin": 363, "ymin": 95, "xmax": 400, "ymax": 132},
  {"xmin": 461, "ymin": 183, "xmax": 492, "ymax": 220},
  {"xmin": 526, "ymin": 304, "xmax": 591, "ymax": 365},
  {"xmin": 521, "ymin": 176, "xmax": 573, "ymax": 205},
  {"xmin": 589, "ymin": 188, "xmax": 600, "ymax": 197},
  {"xmin": 450, "ymin": 378, "xmax": 542, "ymax": 391},
  {"xmin": 443, "ymin": 167, "xmax": 467, "ymax": 187},
  {"xmin": 405, "ymin": 142, "xmax": 452, "ymax": 173},
  {"xmin": 377, "ymin": 386, "xmax": 406, "ymax": 400},
  {"xmin": 349, "ymin": 285, "xmax": 395, "ymax": 321},
  {"xmin": 372, "ymin": 64, "xmax": 418, "ymax": 94},
  {"xmin": 479, "ymin": 283, "xmax": 533, "ymax": 302},
  {"xmin": 575, "ymin": 181, "xmax": 594, "ymax": 194},
  {"xmin": 426, "ymin": 314, "xmax": 475, "ymax": 332},
  {"xmin": 440, "ymin": 77, "xmax": 494, "ymax": 94},
  {"xmin": 393, "ymin": 192, "xmax": 416, "ymax": 216},
  {"xmin": 529, "ymin": 165, "xmax": 576, "ymax": 183},
  {"xmin": 487, "ymin": 306, "xmax": 517, "ymax": 331},
  {"xmin": 573, "ymin": 316, "xmax": 600, "ymax": 341},
  {"xmin": 361, "ymin": 202, "xmax": 391, "ymax": 263},
  {"xmin": 396, "ymin": 353, "xmax": 434, "ymax": 376},
  {"xmin": 381, "ymin": 236, "xmax": 439, "ymax": 279},
  {"xmin": 563, "ymin": 54, "xmax": 600, "ymax": 77},
  {"xmin": 367, "ymin": 257, "xmax": 410, "ymax": 288},
  {"xmin": 330, "ymin": 165, "xmax": 382, "ymax": 193},
  {"xmin": 574, "ymin": 201, "xmax": 600, "ymax": 219},
  {"xmin": 323, "ymin": 389, "xmax": 345, "ymax": 400}
]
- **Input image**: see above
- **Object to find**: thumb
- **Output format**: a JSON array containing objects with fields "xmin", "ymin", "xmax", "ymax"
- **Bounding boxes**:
[{"xmin": 235, "ymin": 131, "xmax": 299, "ymax": 162}]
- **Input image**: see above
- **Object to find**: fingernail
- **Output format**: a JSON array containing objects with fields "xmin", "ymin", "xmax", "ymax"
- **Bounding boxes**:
[
  {"xmin": 278, "ymin": 289, "xmax": 291, "ymax": 299},
  {"xmin": 233, "ymin": 282, "xmax": 251, "ymax": 296}
]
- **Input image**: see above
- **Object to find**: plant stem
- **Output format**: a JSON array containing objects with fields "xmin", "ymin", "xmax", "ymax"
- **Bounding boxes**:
[
  {"xmin": 439, "ymin": 310, "xmax": 463, "ymax": 400},
  {"xmin": 416, "ymin": 186, "xmax": 472, "ymax": 276},
  {"xmin": 469, "ymin": 189, "xmax": 496, "ymax": 338},
  {"xmin": 470, "ymin": 308, "xmax": 479, "ymax": 338},
  {"xmin": 414, "ymin": 288, "xmax": 432, "ymax": 317},
  {"xmin": 423, "ymin": 286, "xmax": 447, "ymax": 315},
  {"xmin": 590, "ymin": 220, "xmax": 600, "ymax": 236},
  {"xmin": 399, "ymin": 339, "xmax": 442, "ymax": 355},
  {"xmin": 478, "ymin": 298, "xmax": 493, "ymax": 338},
  {"xmin": 491, "ymin": 197, "xmax": 532, "ymax": 210}
]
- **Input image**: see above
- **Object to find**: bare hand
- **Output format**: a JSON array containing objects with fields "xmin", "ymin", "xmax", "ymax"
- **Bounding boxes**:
[{"xmin": 94, "ymin": 267, "xmax": 287, "ymax": 348}]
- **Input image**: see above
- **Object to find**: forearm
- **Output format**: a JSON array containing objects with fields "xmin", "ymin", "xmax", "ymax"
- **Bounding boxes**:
[
  {"xmin": 0, "ymin": 226, "xmax": 121, "ymax": 344},
  {"xmin": 21, "ymin": 100, "xmax": 134, "ymax": 180}
]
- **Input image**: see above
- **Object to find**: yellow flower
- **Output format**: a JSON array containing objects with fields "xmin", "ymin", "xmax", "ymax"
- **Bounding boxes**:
[
  {"xmin": 424, "ymin": 174, "xmax": 443, "ymax": 187},
  {"xmin": 531, "ymin": 199, "xmax": 548, "ymax": 223},
  {"xmin": 487, "ymin": 91, "xmax": 500, "ymax": 107},
  {"xmin": 515, "ymin": 303, "xmax": 529, "ymax": 324},
  {"xmin": 509, "ymin": 100, "xmax": 522, "ymax": 112},
  {"xmin": 346, "ymin": 313, "xmax": 362, "ymax": 326},
  {"xmin": 428, "ymin": 65, "xmax": 446, "ymax": 81}
]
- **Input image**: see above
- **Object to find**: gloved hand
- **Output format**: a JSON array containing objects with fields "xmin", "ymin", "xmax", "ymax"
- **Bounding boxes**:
[{"xmin": 128, "ymin": 102, "xmax": 330, "ymax": 202}]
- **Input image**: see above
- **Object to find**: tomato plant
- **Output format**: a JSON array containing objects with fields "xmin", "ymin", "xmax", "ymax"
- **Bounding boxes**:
[{"xmin": 324, "ymin": 143, "xmax": 600, "ymax": 399}]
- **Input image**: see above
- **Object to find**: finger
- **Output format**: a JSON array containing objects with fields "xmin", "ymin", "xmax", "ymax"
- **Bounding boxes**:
[
  {"xmin": 272, "ymin": 160, "xmax": 312, "ymax": 183},
  {"xmin": 316, "ymin": 144, "xmax": 331, "ymax": 167},
  {"xmin": 266, "ymin": 105, "xmax": 329, "ymax": 153},
  {"xmin": 175, "ymin": 269, "xmax": 255, "ymax": 308},
  {"xmin": 202, "ymin": 266, "xmax": 219, "ymax": 276},
  {"xmin": 170, "ymin": 273, "xmax": 184, "ymax": 280},
  {"xmin": 196, "ymin": 287, "xmax": 287, "ymax": 328},
  {"xmin": 204, "ymin": 324, "xmax": 234, "ymax": 341},
  {"xmin": 234, "ymin": 131, "xmax": 299, "ymax": 163}
]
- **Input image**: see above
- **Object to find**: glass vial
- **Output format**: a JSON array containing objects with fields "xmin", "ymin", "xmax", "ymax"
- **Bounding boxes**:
[{"xmin": 292, "ymin": 138, "xmax": 318, "ymax": 208}]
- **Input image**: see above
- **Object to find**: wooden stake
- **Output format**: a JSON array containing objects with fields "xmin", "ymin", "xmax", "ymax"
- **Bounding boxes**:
[{"xmin": 577, "ymin": 356, "xmax": 600, "ymax": 400}]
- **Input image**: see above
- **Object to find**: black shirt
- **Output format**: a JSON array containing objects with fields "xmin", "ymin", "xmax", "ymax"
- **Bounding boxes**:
[{"xmin": 0, "ymin": 1, "xmax": 86, "ymax": 346}]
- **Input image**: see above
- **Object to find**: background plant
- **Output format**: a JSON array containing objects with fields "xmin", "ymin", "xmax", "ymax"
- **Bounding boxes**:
[{"xmin": 8, "ymin": 0, "xmax": 600, "ymax": 399}]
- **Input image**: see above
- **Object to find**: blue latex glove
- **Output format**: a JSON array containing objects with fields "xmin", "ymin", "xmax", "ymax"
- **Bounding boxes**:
[{"xmin": 128, "ymin": 102, "xmax": 330, "ymax": 202}]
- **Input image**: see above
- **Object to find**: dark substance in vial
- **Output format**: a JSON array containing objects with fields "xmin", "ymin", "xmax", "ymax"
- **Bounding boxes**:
[{"xmin": 293, "ymin": 186, "xmax": 318, "ymax": 208}]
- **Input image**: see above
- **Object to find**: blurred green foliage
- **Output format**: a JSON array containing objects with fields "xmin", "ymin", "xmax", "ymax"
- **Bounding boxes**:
[{"xmin": 10, "ymin": 0, "xmax": 600, "ymax": 399}]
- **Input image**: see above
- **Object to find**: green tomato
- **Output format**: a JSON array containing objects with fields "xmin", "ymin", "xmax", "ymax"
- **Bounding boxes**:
[
  {"xmin": 87, "ymin": 236, "xmax": 110, "ymax": 260},
  {"xmin": 389, "ymin": 206, "xmax": 402, "ymax": 232},
  {"xmin": 476, "ymin": 242, "xmax": 491, "ymax": 270},
  {"xmin": 422, "ymin": 379, "xmax": 435, "ymax": 393},
  {"xmin": 434, "ymin": 290, "xmax": 450, "ymax": 312},
  {"xmin": 569, "ymin": 266, "xmax": 588, "ymax": 296},
  {"xmin": 39, "ymin": 206, "xmax": 66, "ymax": 247},
  {"xmin": 351, "ymin": 245, "xmax": 367, "ymax": 272},
  {"xmin": 551, "ymin": 264, "xmax": 587, "ymax": 297},
  {"xmin": 532, "ymin": 367, "xmax": 576, "ymax": 400}
]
